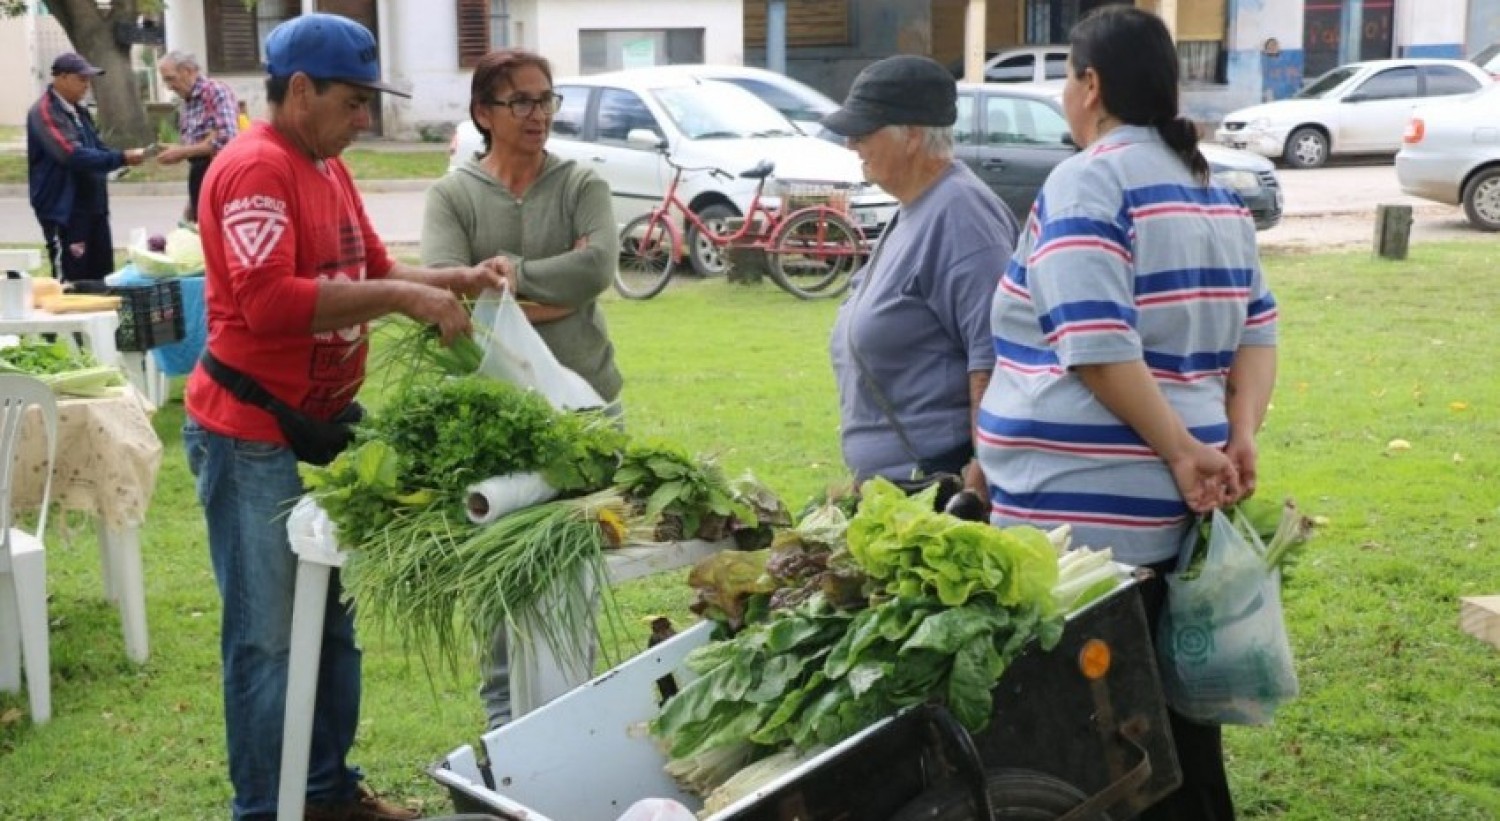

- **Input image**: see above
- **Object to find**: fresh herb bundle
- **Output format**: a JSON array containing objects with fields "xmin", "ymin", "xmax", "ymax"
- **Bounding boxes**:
[
  {"xmin": 363, "ymin": 378, "xmax": 569, "ymax": 501},
  {"xmin": 343, "ymin": 489, "xmax": 634, "ymax": 675}
]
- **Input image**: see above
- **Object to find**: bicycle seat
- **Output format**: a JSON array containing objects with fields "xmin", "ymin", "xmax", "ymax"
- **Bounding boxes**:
[{"xmin": 739, "ymin": 160, "xmax": 775, "ymax": 180}]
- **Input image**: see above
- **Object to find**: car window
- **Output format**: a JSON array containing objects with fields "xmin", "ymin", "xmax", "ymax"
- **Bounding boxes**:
[
  {"xmin": 983, "ymin": 96, "xmax": 1023, "ymax": 144},
  {"xmin": 652, "ymin": 81, "xmax": 796, "ymax": 140},
  {"xmin": 595, "ymin": 88, "xmax": 662, "ymax": 145},
  {"xmin": 1044, "ymin": 54, "xmax": 1069, "ymax": 80},
  {"xmin": 1296, "ymin": 65, "xmax": 1360, "ymax": 98},
  {"xmin": 551, "ymin": 85, "xmax": 589, "ymax": 138},
  {"xmin": 1423, "ymin": 65, "xmax": 1482, "ymax": 96},
  {"xmin": 1015, "ymin": 98, "xmax": 1070, "ymax": 145},
  {"xmin": 954, "ymin": 93, "xmax": 976, "ymax": 146},
  {"xmin": 717, "ymin": 77, "xmax": 829, "ymax": 122},
  {"xmin": 1352, "ymin": 67, "xmax": 1418, "ymax": 100},
  {"xmin": 986, "ymin": 54, "xmax": 1035, "ymax": 82}
]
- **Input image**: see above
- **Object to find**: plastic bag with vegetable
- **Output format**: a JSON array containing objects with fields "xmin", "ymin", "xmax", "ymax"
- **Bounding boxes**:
[
  {"xmin": 1156, "ymin": 507, "xmax": 1298, "ymax": 725},
  {"xmin": 128, "ymin": 226, "xmax": 205, "ymax": 277}
]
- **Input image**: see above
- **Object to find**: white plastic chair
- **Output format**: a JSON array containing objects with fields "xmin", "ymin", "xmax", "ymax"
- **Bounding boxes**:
[{"xmin": 0, "ymin": 374, "xmax": 58, "ymax": 723}]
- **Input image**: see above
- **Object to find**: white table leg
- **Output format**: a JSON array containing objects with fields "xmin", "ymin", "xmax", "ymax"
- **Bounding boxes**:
[
  {"xmin": 81, "ymin": 312, "xmax": 120, "ymax": 368},
  {"xmin": 98, "ymin": 520, "xmax": 149, "ymax": 663},
  {"xmin": 278, "ymin": 558, "xmax": 330, "ymax": 821},
  {"xmin": 508, "ymin": 567, "xmax": 597, "ymax": 717}
]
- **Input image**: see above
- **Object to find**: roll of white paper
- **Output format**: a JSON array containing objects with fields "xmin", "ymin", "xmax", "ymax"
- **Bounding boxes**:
[{"xmin": 465, "ymin": 473, "xmax": 557, "ymax": 525}]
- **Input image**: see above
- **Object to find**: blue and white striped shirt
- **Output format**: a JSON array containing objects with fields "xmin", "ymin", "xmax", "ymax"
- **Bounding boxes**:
[{"xmin": 976, "ymin": 126, "xmax": 1277, "ymax": 564}]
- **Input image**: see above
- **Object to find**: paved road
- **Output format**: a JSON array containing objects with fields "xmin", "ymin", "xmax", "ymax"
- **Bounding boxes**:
[{"xmin": 0, "ymin": 161, "xmax": 1482, "ymax": 253}]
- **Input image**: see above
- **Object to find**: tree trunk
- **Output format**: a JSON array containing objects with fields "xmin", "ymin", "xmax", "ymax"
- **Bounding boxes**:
[{"xmin": 50, "ymin": 0, "xmax": 153, "ymax": 147}]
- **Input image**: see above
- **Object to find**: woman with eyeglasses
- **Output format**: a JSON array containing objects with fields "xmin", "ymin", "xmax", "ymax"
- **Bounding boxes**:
[{"xmin": 420, "ymin": 48, "xmax": 623, "ymax": 729}]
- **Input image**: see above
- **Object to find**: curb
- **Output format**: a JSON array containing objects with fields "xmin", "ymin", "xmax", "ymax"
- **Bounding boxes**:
[{"xmin": 0, "ymin": 178, "xmax": 434, "ymax": 199}]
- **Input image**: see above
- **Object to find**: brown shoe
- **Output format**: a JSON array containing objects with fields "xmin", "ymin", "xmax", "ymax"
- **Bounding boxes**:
[{"xmin": 304, "ymin": 783, "xmax": 420, "ymax": 821}]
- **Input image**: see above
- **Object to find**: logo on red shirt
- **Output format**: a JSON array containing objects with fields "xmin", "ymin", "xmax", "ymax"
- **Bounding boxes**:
[{"xmin": 223, "ymin": 202, "xmax": 289, "ymax": 269}]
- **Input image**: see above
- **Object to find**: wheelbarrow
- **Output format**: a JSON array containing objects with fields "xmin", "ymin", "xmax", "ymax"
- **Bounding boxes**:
[{"xmin": 430, "ymin": 573, "xmax": 1180, "ymax": 820}]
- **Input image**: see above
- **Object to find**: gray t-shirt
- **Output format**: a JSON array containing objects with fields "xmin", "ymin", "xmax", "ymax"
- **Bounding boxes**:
[{"xmin": 830, "ymin": 160, "xmax": 1020, "ymax": 480}]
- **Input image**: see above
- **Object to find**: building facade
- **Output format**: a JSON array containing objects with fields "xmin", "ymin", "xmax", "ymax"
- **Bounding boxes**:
[
  {"xmin": 0, "ymin": 1, "xmax": 1493, "ymax": 133},
  {"xmin": 159, "ymin": 0, "xmax": 742, "ymax": 139}
]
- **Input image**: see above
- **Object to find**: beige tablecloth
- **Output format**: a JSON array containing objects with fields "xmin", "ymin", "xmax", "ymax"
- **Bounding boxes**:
[{"xmin": 11, "ymin": 387, "xmax": 163, "ymax": 530}]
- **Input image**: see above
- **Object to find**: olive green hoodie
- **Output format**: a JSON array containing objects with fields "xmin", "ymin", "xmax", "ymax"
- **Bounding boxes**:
[{"xmin": 422, "ymin": 153, "xmax": 622, "ymax": 401}]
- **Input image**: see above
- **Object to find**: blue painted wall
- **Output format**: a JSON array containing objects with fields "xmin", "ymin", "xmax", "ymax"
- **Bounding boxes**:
[{"xmin": 1400, "ymin": 43, "xmax": 1464, "ymax": 58}]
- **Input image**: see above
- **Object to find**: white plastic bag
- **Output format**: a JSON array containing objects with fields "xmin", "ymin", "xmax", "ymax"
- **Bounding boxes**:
[
  {"xmin": 472, "ymin": 287, "xmax": 604, "ymax": 411},
  {"xmin": 1157, "ymin": 509, "xmax": 1299, "ymax": 725}
]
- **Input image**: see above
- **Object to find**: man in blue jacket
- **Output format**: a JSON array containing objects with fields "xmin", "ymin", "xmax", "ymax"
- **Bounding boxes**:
[{"xmin": 27, "ymin": 52, "xmax": 149, "ymax": 283}]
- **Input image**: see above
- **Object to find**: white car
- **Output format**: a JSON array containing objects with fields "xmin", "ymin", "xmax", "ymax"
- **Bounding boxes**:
[
  {"xmin": 1395, "ymin": 83, "xmax": 1500, "ymax": 231},
  {"xmin": 450, "ymin": 66, "xmax": 896, "ymax": 277},
  {"xmin": 947, "ymin": 45, "xmax": 1070, "ymax": 86},
  {"xmin": 664, "ymin": 64, "xmax": 842, "ymax": 143},
  {"xmin": 1215, "ymin": 58, "xmax": 1491, "ymax": 168}
]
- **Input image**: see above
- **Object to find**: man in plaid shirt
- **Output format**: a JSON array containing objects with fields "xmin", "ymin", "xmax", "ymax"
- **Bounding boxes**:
[{"xmin": 157, "ymin": 51, "xmax": 240, "ymax": 225}]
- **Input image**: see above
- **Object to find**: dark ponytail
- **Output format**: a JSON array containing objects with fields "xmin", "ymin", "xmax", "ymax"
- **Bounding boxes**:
[
  {"xmin": 1070, "ymin": 6, "xmax": 1210, "ymax": 184},
  {"xmin": 1157, "ymin": 115, "xmax": 1210, "ymax": 184}
]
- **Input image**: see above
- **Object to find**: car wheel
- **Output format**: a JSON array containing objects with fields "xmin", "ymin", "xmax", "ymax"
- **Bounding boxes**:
[
  {"xmin": 686, "ymin": 203, "xmax": 738, "ymax": 277},
  {"xmin": 1282, "ymin": 127, "xmax": 1329, "ymax": 169},
  {"xmin": 1461, "ymin": 167, "xmax": 1500, "ymax": 232}
]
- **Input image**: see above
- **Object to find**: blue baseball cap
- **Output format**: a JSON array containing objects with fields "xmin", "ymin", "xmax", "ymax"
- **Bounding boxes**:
[{"xmin": 264, "ymin": 13, "xmax": 409, "ymax": 98}]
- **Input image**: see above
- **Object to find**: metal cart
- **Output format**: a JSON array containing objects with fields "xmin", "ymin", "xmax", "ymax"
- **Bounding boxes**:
[{"xmin": 430, "ymin": 574, "xmax": 1180, "ymax": 820}]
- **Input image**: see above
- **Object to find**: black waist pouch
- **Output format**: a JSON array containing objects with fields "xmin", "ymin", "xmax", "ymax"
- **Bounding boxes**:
[{"xmin": 199, "ymin": 350, "xmax": 363, "ymax": 466}]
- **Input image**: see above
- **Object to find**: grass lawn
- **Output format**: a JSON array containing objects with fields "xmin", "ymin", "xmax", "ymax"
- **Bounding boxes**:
[
  {"xmin": 0, "ymin": 148, "xmax": 446, "ymax": 185},
  {"xmin": 3, "ymin": 241, "xmax": 1500, "ymax": 818}
]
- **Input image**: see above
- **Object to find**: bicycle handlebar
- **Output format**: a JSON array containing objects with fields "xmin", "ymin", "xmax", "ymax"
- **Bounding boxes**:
[{"xmin": 658, "ymin": 147, "xmax": 736, "ymax": 181}]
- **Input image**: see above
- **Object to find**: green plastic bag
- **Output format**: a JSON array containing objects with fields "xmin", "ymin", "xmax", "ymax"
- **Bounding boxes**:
[{"xmin": 1157, "ymin": 508, "xmax": 1298, "ymax": 725}]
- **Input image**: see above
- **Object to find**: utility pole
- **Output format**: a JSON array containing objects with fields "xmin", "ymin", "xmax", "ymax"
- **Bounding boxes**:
[
  {"xmin": 964, "ymin": 0, "xmax": 986, "ymax": 82},
  {"xmin": 767, "ymin": 0, "xmax": 787, "ymax": 73}
]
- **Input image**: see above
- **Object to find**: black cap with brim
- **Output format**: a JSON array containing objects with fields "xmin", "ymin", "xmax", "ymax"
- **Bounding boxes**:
[
  {"xmin": 51, "ymin": 52, "xmax": 104, "ymax": 77},
  {"xmin": 821, "ymin": 54, "xmax": 957, "ymax": 137},
  {"xmin": 821, "ymin": 104, "xmax": 890, "ymax": 138}
]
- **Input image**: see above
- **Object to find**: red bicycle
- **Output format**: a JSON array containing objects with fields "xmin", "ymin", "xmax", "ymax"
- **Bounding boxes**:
[{"xmin": 616, "ymin": 150, "xmax": 866, "ymax": 300}]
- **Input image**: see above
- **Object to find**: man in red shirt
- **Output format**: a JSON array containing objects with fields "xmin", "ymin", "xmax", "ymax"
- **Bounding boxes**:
[{"xmin": 182, "ymin": 14, "xmax": 510, "ymax": 821}]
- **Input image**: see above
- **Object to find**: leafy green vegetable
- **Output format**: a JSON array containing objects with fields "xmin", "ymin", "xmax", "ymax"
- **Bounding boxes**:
[
  {"xmin": 653, "ymin": 484, "xmax": 1069, "ymax": 788},
  {"xmin": 614, "ymin": 440, "xmax": 754, "ymax": 541},
  {"xmin": 847, "ymin": 477, "xmax": 1060, "ymax": 610},
  {"xmin": 540, "ymin": 409, "xmax": 628, "ymax": 494},
  {"xmin": 0, "ymin": 339, "xmax": 98, "ymax": 374}
]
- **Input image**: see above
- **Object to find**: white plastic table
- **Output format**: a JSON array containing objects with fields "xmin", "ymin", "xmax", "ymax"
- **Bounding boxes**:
[
  {"xmin": 277, "ymin": 497, "xmax": 728, "ymax": 820},
  {"xmin": 7, "ymin": 388, "xmax": 161, "ymax": 664},
  {"xmin": 0, "ymin": 308, "xmax": 120, "ymax": 369}
]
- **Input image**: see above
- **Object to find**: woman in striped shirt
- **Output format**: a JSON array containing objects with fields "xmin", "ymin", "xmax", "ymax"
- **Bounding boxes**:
[{"xmin": 977, "ymin": 6, "xmax": 1278, "ymax": 819}]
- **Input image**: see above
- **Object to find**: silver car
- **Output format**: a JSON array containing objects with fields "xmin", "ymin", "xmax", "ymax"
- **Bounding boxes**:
[
  {"xmin": 1216, "ymin": 59, "xmax": 1491, "ymax": 168},
  {"xmin": 1395, "ymin": 83, "xmax": 1500, "ymax": 231}
]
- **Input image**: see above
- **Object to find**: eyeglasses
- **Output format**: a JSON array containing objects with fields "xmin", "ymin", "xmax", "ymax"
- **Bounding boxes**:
[{"xmin": 485, "ymin": 93, "xmax": 563, "ymax": 118}]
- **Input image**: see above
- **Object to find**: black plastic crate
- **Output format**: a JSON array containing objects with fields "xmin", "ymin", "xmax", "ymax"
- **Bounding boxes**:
[{"xmin": 109, "ymin": 280, "xmax": 185, "ymax": 352}]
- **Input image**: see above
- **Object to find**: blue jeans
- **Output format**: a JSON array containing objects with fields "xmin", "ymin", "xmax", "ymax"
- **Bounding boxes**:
[{"xmin": 184, "ymin": 417, "xmax": 364, "ymax": 820}]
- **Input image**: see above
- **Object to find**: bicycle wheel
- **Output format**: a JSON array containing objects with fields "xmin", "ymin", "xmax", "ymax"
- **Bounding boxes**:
[
  {"xmin": 616, "ymin": 213, "xmax": 678, "ymax": 300},
  {"xmin": 768, "ymin": 208, "xmax": 863, "ymax": 300}
]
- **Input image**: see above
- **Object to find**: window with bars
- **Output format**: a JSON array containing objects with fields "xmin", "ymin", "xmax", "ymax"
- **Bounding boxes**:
[
  {"xmin": 206, "ymin": 0, "xmax": 302, "ymax": 74},
  {"xmin": 457, "ymin": 0, "xmax": 513, "ymax": 68},
  {"xmin": 1178, "ymin": 40, "xmax": 1225, "ymax": 85}
]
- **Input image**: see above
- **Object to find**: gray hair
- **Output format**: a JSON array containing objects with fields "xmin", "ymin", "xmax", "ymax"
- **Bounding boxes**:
[
  {"xmin": 887, "ymin": 124, "xmax": 954, "ymax": 160},
  {"xmin": 160, "ymin": 51, "xmax": 200, "ymax": 71}
]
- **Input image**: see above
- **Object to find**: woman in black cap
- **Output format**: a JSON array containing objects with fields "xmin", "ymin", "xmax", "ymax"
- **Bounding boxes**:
[{"xmin": 822, "ymin": 54, "xmax": 1019, "ymax": 504}]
